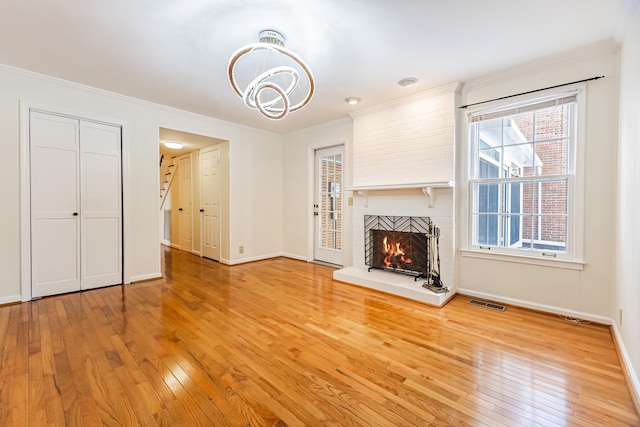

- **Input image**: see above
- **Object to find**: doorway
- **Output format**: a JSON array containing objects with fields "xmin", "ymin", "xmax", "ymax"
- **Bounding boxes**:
[
  {"xmin": 158, "ymin": 127, "xmax": 226, "ymax": 262},
  {"xmin": 313, "ymin": 145, "xmax": 344, "ymax": 266}
]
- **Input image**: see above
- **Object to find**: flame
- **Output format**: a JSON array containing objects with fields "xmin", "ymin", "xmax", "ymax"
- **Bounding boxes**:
[{"xmin": 382, "ymin": 236, "xmax": 412, "ymax": 268}]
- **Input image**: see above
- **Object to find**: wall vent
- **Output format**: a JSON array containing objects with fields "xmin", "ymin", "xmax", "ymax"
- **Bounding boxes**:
[{"xmin": 469, "ymin": 299, "xmax": 506, "ymax": 311}]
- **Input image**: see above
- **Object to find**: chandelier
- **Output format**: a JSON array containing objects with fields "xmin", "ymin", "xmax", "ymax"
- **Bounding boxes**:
[{"xmin": 227, "ymin": 29, "xmax": 315, "ymax": 120}]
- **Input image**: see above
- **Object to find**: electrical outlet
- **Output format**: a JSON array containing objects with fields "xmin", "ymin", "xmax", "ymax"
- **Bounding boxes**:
[
  {"xmin": 619, "ymin": 308, "xmax": 623, "ymax": 325},
  {"xmin": 239, "ymin": 246, "xmax": 244, "ymax": 254}
]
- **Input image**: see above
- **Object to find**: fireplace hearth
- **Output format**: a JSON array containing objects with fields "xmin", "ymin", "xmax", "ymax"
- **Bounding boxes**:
[{"xmin": 365, "ymin": 216, "xmax": 438, "ymax": 281}]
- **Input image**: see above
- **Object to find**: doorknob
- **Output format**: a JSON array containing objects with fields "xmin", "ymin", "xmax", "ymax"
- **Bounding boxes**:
[
  {"xmin": 200, "ymin": 209, "xmax": 204, "ymax": 213},
  {"xmin": 73, "ymin": 212, "xmax": 78, "ymax": 216},
  {"xmin": 179, "ymin": 208, "xmax": 183, "ymax": 212}
]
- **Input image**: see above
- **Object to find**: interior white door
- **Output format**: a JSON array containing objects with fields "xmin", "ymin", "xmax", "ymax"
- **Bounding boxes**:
[
  {"xmin": 30, "ymin": 112, "xmax": 81, "ymax": 297},
  {"xmin": 79, "ymin": 121, "xmax": 122, "ymax": 290},
  {"xmin": 314, "ymin": 145, "xmax": 344, "ymax": 266},
  {"xmin": 200, "ymin": 146, "xmax": 220, "ymax": 260},
  {"xmin": 179, "ymin": 154, "xmax": 193, "ymax": 252}
]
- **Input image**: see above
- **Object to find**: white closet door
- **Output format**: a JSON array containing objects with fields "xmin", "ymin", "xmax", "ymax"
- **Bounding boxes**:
[
  {"xmin": 201, "ymin": 146, "xmax": 220, "ymax": 260},
  {"xmin": 80, "ymin": 121, "xmax": 122, "ymax": 290},
  {"xmin": 30, "ymin": 112, "xmax": 81, "ymax": 297}
]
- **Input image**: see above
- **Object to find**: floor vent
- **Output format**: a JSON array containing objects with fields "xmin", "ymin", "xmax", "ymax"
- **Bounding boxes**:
[{"xmin": 469, "ymin": 299, "xmax": 506, "ymax": 311}]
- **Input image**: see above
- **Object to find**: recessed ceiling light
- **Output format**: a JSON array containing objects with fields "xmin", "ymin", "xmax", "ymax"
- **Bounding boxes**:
[
  {"xmin": 398, "ymin": 77, "xmax": 418, "ymax": 88},
  {"xmin": 345, "ymin": 97, "xmax": 361, "ymax": 105},
  {"xmin": 164, "ymin": 141, "xmax": 183, "ymax": 150}
]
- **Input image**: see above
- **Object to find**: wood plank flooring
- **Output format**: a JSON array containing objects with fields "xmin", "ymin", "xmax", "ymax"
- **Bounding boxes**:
[{"xmin": 1, "ymin": 245, "xmax": 638, "ymax": 426}]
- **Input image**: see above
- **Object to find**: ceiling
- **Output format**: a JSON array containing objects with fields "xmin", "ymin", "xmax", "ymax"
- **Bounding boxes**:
[{"xmin": 0, "ymin": 1, "xmax": 635, "ymax": 134}]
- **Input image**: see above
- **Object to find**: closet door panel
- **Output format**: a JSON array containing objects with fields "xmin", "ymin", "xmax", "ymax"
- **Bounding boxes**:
[
  {"xmin": 30, "ymin": 112, "xmax": 81, "ymax": 297},
  {"xmin": 80, "ymin": 121, "xmax": 122, "ymax": 290}
]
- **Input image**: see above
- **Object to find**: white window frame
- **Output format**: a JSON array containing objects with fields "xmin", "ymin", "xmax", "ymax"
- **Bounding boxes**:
[{"xmin": 461, "ymin": 88, "xmax": 586, "ymax": 269}]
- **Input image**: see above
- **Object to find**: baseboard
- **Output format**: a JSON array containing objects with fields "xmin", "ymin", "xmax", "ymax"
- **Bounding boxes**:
[
  {"xmin": 226, "ymin": 252, "xmax": 285, "ymax": 265},
  {"xmin": 0, "ymin": 295, "xmax": 22, "ymax": 306},
  {"xmin": 456, "ymin": 288, "xmax": 613, "ymax": 325},
  {"xmin": 129, "ymin": 272, "xmax": 162, "ymax": 283},
  {"xmin": 458, "ymin": 287, "xmax": 640, "ymax": 410},
  {"xmin": 611, "ymin": 323, "xmax": 640, "ymax": 412},
  {"xmin": 281, "ymin": 253, "xmax": 308, "ymax": 262}
]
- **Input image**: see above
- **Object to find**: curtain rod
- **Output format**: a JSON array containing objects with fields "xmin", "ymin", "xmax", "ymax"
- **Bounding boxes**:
[{"xmin": 459, "ymin": 75, "xmax": 605, "ymax": 109}]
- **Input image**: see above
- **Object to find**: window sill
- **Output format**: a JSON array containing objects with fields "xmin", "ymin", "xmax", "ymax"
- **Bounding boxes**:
[{"xmin": 459, "ymin": 249, "xmax": 585, "ymax": 271}]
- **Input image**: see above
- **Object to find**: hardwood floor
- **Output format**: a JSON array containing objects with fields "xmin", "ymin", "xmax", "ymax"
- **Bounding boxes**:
[{"xmin": 1, "ymin": 246, "xmax": 638, "ymax": 426}]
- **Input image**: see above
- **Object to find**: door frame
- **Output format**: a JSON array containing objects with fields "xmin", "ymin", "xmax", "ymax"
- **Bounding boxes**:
[
  {"xmin": 306, "ymin": 139, "xmax": 348, "ymax": 264},
  {"xmin": 19, "ymin": 102, "xmax": 130, "ymax": 301}
]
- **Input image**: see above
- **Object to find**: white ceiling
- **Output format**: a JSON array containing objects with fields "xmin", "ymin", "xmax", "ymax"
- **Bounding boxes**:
[{"xmin": 0, "ymin": 0, "xmax": 634, "ymax": 134}]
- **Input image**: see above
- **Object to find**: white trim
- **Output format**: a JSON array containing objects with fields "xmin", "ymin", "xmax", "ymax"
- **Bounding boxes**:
[
  {"xmin": 345, "ymin": 181, "xmax": 455, "ymax": 191},
  {"xmin": 129, "ymin": 273, "xmax": 162, "ymax": 283},
  {"xmin": 461, "ymin": 40, "xmax": 617, "ymax": 92},
  {"xmin": 457, "ymin": 288, "xmax": 610, "ymax": 324},
  {"xmin": 284, "ymin": 116, "xmax": 352, "ymax": 137},
  {"xmin": 19, "ymin": 102, "xmax": 32, "ymax": 301},
  {"xmin": 611, "ymin": 323, "xmax": 640, "ymax": 407},
  {"xmin": 281, "ymin": 253, "xmax": 308, "ymax": 262},
  {"xmin": 1, "ymin": 64, "xmax": 280, "ymax": 137},
  {"xmin": 457, "ymin": 287, "xmax": 639, "ymax": 406},
  {"xmin": 0, "ymin": 295, "xmax": 22, "ymax": 306},
  {"xmin": 225, "ymin": 252, "xmax": 286, "ymax": 265},
  {"xmin": 349, "ymin": 82, "xmax": 461, "ymax": 118},
  {"xmin": 460, "ymin": 249, "xmax": 585, "ymax": 270},
  {"xmin": 462, "ymin": 85, "xmax": 586, "ymax": 264}
]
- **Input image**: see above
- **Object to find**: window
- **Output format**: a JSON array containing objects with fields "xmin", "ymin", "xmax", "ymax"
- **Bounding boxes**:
[{"xmin": 469, "ymin": 94, "xmax": 577, "ymax": 257}]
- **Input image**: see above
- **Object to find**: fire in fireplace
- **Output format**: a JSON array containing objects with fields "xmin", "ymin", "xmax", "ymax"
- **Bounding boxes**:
[{"xmin": 365, "ymin": 216, "xmax": 437, "ymax": 281}]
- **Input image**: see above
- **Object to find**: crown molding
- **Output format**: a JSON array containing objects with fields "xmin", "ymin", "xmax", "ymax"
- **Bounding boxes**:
[
  {"xmin": 283, "ymin": 115, "xmax": 352, "ymax": 137},
  {"xmin": 0, "ymin": 63, "xmax": 281, "ymax": 137},
  {"xmin": 461, "ymin": 40, "xmax": 618, "ymax": 93},
  {"xmin": 349, "ymin": 81, "xmax": 461, "ymax": 118}
]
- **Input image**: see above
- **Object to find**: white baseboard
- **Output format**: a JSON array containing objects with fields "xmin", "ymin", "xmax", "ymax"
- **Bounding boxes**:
[
  {"xmin": 281, "ymin": 253, "xmax": 308, "ymax": 262},
  {"xmin": 0, "ymin": 295, "xmax": 22, "ymax": 305},
  {"xmin": 458, "ymin": 287, "xmax": 639, "ymax": 408},
  {"xmin": 226, "ymin": 252, "xmax": 285, "ymax": 265},
  {"xmin": 457, "ymin": 288, "xmax": 612, "ymax": 324},
  {"xmin": 611, "ymin": 323, "xmax": 640, "ymax": 409},
  {"xmin": 129, "ymin": 272, "xmax": 162, "ymax": 283}
]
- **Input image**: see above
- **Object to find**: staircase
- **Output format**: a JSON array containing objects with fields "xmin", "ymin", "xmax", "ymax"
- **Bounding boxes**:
[{"xmin": 160, "ymin": 157, "xmax": 177, "ymax": 210}]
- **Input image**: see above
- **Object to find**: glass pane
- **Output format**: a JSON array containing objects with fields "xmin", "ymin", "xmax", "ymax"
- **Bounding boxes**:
[
  {"xmin": 534, "ymin": 139, "xmax": 568, "ymax": 176},
  {"xmin": 535, "ymin": 104, "xmax": 569, "ymax": 141},
  {"xmin": 319, "ymin": 153, "xmax": 342, "ymax": 250},
  {"xmin": 477, "ymin": 118, "xmax": 503, "ymax": 148},
  {"xmin": 475, "ymin": 183, "xmax": 500, "ymax": 214},
  {"xmin": 502, "ymin": 143, "xmax": 535, "ymax": 177},
  {"xmin": 474, "ymin": 214, "xmax": 499, "ymax": 246},
  {"xmin": 509, "ymin": 111, "xmax": 534, "ymax": 143},
  {"xmin": 477, "ymin": 155, "xmax": 500, "ymax": 179},
  {"xmin": 502, "ymin": 214, "xmax": 523, "ymax": 248},
  {"xmin": 502, "ymin": 181, "xmax": 528, "ymax": 214},
  {"xmin": 533, "ymin": 180, "xmax": 568, "ymax": 215},
  {"xmin": 535, "ymin": 215, "xmax": 567, "ymax": 252}
]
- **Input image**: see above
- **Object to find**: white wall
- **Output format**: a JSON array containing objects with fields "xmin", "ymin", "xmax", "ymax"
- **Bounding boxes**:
[
  {"xmin": 351, "ymin": 84, "xmax": 458, "ymax": 186},
  {"xmin": 615, "ymin": 2, "xmax": 640, "ymax": 402},
  {"xmin": 456, "ymin": 46, "xmax": 619, "ymax": 320},
  {"xmin": 282, "ymin": 118, "xmax": 352, "ymax": 263},
  {"xmin": 0, "ymin": 65, "xmax": 282, "ymax": 303}
]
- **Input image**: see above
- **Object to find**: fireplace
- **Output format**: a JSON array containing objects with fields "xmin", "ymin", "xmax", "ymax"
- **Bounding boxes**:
[{"xmin": 365, "ymin": 216, "xmax": 438, "ymax": 281}]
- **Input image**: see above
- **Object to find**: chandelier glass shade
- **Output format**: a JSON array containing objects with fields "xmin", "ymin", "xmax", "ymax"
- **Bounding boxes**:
[{"xmin": 227, "ymin": 30, "xmax": 315, "ymax": 120}]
